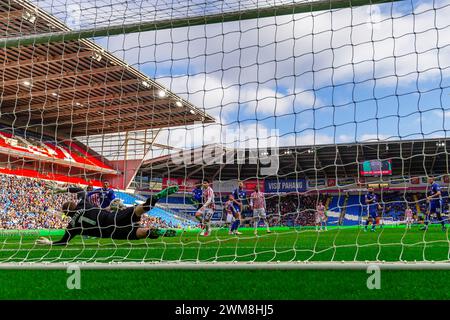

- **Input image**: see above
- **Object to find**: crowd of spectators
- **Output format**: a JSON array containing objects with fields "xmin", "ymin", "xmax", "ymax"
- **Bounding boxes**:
[
  {"xmin": 0, "ymin": 175, "xmax": 74, "ymax": 229},
  {"xmin": 140, "ymin": 215, "xmax": 179, "ymax": 229},
  {"xmin": 0, "ymin": 174, "xmax": 177, "ymax": 230},
  {"xmin": 265, "ymin": 194, "xmax": 327, "ymax": 226}
]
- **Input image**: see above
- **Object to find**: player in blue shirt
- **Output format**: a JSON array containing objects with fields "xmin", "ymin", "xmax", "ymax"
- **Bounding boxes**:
[
  {"xmin": 88, "ymin": 180, "xmax": 116, "ymax": 209},
  {"xmin": 229, "ymin": 181, "xmax": 247, "ymax": 235},
  {"xmin": 223, "ymin": 194, "xmax": 238, "ymax": 230},
  {"xmin": 191, "ymin": 184, "xmax": 203, "ymax": 210},
  {"xmin": 421, "ymin": 177, "xmax": 446, "ymax": 231},
  {"xmin": 364, "ymin": 187, "xmax": 381, "ymax": 232}
]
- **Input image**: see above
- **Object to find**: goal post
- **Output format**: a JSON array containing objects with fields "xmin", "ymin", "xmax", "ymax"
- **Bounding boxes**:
[{"xmin": 1, "ymin": 262, "xmax": 450, "ymax": 270}]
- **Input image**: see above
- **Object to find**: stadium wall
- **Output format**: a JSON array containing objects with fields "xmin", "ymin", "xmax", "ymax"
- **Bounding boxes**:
[
  {"xmin": 109, "ymin": 159, "xmax": 143, "ymax": 190},
  {"xmin": 0, "ymin": 154, "xmax": 109, "ymax": 186}
]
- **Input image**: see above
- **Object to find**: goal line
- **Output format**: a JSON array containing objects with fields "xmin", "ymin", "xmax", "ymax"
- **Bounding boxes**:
[{"xmin": 1, "ymin": 261, "xmax": 450, "ymax": 270}]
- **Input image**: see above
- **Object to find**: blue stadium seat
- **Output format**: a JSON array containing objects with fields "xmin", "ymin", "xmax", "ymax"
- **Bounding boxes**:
[
  {"xmin": 115, "ymin": 191, "xmax": 142, "ymax": 206},
  {"xmin": 148, "ymin": 207, "xmax": 197, "ymax": 228}
]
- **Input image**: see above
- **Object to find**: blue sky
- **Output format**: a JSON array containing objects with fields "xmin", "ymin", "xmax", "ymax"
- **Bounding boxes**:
[{"xmin": 34, "ymin": 0, "xmax": 450, "ymax": 152}]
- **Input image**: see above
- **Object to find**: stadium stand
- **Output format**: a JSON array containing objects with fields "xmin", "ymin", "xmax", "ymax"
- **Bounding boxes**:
[
  {"xmin": 148, "ymin": 207, "xmax": 198, "ymax": 229},
  {"xmin": 0, "ymin": 167, "xmax": 103, "ymax": 187},
  {"xmin": 2, "ymin": 168, "xmax": 448, "ymax": 230},
  {"xmin": 114, "ymin": 191, "xmax": 144, "ymax": 206},
  {"xmin": 345, "ymin": 195, "xmax": 363, "ymax": 217},
  {"xmin": 0, "ymin": 175, "xmax": 74, "ymax": 229},
  {"xmin": 114, "ymin": 192, "xmax": 200, "ymax": 228},
  {"xmin": 264, "ymin": 194, "xmax": 327, "ymax": 227},
  {"xmin": 327, "ymin": 195, "xmax": 346, "ymax": 225},
  {"xmin": 0, "ymin": 174, "xmax": 193, "ymax": 229},
  {"xmin": 148, "ymin": 188, "xmax": 450, "ymax": 228},
  {"xmin": 0, "ymin": 129, "xmax": 115, "ymax": 173}
]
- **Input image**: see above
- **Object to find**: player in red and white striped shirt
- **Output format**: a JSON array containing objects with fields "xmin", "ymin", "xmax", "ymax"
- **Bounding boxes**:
[
  {"xmin": 250, "ymin": 185, "xmax": 271, "ymax": 236},
  {"xmin": 405, "ymin": 206, "xmax": 414, "ymax": 229},
  {"xmin": 315, "ymin": 201, "xmax": 328, "ymax": 231},
  {"xmin": 194, "ymin": 179, "xmax": 215, "ymax": 236}
]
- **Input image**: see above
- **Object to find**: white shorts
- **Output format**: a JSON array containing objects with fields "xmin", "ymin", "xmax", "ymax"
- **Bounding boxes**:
[
  {"xmin": 226, "ymin": 213, "xmax": 235, "ymax": 224},
  {"xmin": 405, "ymin": 217, "xmax": 414, "ymax": 223},
  {"xmin": 315, "ymin": 212, "xmax": 326, "ymax": 224},
  {"xmin": 253, "ymin": 208, "xmax": 266, "ymax": 218},
  {"xmin": 198, "ymin": 207, "xmax": 214, "ymax": 220}
]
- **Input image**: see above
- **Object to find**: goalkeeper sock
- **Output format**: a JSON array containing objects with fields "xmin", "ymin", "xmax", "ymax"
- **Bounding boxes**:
[{"xmin": 143, "ymin": 185, "xmax": 180, "ymax": 211}]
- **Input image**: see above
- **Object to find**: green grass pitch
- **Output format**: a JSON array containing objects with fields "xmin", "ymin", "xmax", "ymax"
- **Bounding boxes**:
[{"xmin": 0, "ymin": 225, "xmax": 449, "ymax": 299}]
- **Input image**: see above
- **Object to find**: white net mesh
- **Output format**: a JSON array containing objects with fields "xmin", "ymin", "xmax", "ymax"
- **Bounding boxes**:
[{"xmin": 1, "ymin": 0, "xmax": 450, "ymax": 265}]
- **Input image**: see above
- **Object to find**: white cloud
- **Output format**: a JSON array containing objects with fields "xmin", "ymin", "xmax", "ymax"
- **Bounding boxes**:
[
  {"xmin": 41, "ymin": 0, "xmax": 450, "ymax": 148},
  {"xmin": 280, "ymin": 132, "xmax": 334, "ymax": 146},
  {"xmin": 60, "ymin": 0, "xmax": 450, "ymax": 93},
  {"xmin": 155, "ymin": 121, "xmax": 280, "ymax": 150},
  {"xmin": 156, "ymin": 73, "xmax": 319, "ymax": 124},
  {"xmin": 91, "ymin": 0, "xmax": 450, "ymax": 94},
  {"xmin": 358, "ymin": 133, "xmax": 393, "ymax": 142},
  {"xmin": 336, "ymin": 133, "xmax": 400, "ymax": 144},
  {"xmin": 337, "ymin": 134, "xmax": 355, "ymax": 143},
  {"xmin": 433, "ymin": 109, "xmax": 450, "ymax": 119}
]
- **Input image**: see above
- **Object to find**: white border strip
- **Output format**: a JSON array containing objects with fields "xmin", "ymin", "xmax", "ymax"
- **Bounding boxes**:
[{"xmin": 1, "ymin": 262, "xmax": 450, "ymax": 270}]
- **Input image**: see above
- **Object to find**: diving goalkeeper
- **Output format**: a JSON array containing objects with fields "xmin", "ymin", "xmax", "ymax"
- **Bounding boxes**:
[{"xmin": 35, "ymin": 185, "xmax": 179, "ymax": 245}]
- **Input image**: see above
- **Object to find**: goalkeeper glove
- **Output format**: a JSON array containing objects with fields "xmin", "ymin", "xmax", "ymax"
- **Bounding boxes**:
[
  {"xmin": 147, "ymin": 228, "xmax": 177, "ymax": 239},
  {"xmin": 162, "ymin": 229, "xmax": 177, "ymax": 237}
]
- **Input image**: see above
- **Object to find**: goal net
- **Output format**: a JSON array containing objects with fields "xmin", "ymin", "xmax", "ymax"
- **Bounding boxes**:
[{"xmin": 1, "ymin": 0, "xmax": 450, "ymax": 267}]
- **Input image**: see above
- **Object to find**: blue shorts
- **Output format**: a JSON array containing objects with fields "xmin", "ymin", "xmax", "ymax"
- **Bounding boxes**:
[
  {"xmin": 368, "ymin": 211, "xmax": 377, "ymax": 219},
  {"xmin": 367, "ymin": 207, "xmax": 378, "ymax": 219},
  {"xmin": 366, "ymin": 205, "xmax": 378, "ymax": 218},
  {"xmin": 429, "ymin": 202, "xmax": 442, "ymax": 214}
]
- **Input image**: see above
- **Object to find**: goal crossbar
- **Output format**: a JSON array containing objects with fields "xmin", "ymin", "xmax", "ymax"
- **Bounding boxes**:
[{"xmin": 1, "ymin": 0, "xmax": 400, "ymax": 48}]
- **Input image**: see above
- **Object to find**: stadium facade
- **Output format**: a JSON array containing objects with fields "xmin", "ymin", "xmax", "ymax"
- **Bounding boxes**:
[
  {"xmin": 138, "ymin": 138, "xmax": 450, "ymax": 190},
  {"xmin": 135, "ymin": 139, "xmax": 450, "ymax": 227}
]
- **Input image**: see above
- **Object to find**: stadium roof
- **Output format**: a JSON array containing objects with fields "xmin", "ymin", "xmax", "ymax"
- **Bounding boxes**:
[
  {"xmin": 140, "ymin": 138, "xmax": 450, "ymax": 180},
  {"xmin": 0, "ymin": 0, "xmax": 214, "ymax": 138}
]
